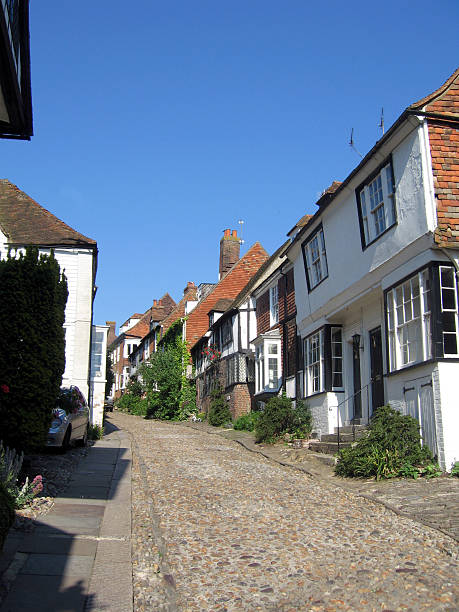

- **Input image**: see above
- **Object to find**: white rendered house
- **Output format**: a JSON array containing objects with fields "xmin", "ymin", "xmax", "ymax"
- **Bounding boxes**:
[{"xmin": 286, "ymin": 70, "xmax": 459, "ymax": 471}]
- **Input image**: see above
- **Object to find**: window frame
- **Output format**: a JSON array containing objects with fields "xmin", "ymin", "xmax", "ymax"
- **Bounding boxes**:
[
  {"xmin": 254, "ymin": 334, "xmax": 282, "ymax": 395},
  {"xmin": 269, "ymin": 284, "xmax": 279, "ymax": 327},
  {"xmin": 384, "ymin": 263, "xmax": 459, "ymax": 373},
  {"xmin": 356, "ymin": 156, "xmax": 397, "ymax": 249},
  {"xmin": 303, "ymin": 325, "xmax": 344, "ymax": 397},
  {"xmin": 304, "ymin": 329, "xmax": 324, "ymax": 395},
  {"xmin": 302, "ymin": 225, "xmax": 329, "ymax": 292}
]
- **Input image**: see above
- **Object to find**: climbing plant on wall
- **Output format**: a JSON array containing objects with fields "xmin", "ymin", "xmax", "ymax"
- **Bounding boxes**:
[{"xmin": 140, "ymin": 318, "xmax": 196, "ymax": 420}]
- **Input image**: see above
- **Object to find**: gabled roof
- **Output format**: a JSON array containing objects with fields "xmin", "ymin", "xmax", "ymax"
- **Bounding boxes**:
[
  {"xmin": 286, "ymin": 69, "xmax": 459, "ymax": 254},
  {"xmin": 230, "ymin": 240, "xmax": 290, "ymax": 309},
  {"xmin": 159, "ymin": 282, "xmax": 198, "ymax": 334},
  {"xmin": 0, "ymin": 180, "xmax": 96, "ymax": 247},
  {"xmin": 408, "ymin": 67, "xmax": 459, "ymax": 117},
  {"xmin": 187, "ymin": 242, "xmax": 269, "ymax": 349},
  {"xmin": 111, "ymin": 295, "xmax": 177, "ymax": 349}
]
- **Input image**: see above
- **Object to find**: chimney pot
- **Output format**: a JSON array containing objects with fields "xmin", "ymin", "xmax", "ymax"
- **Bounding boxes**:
[
  {"xmin": 232, "ymin": 229, "xmax": 237, "ymax": 237},
  {"xmin": 224, "ymin": 228, "xmax": 230, "ymax": 237}
]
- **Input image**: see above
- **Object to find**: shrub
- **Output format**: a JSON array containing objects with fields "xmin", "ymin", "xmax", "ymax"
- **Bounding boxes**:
[
  {"xmin": 0, "ymin": 482, "xmax": 15, "ymax": 552},
  {"xmin": 335, "ymin": 405, "xmax": 439, "ymax": 480},
  {"xmin": 291, "ymin": 400, "xmax": 313, "ymax": 439},
  {"xmin": 255, "ymin": 395, "xmax": 293, "ymax": 442},
  {"xmin": 208, "ymin": 385, "xmax": 232, "ymax": 427},
  {"xmin": 450, "ymin": 462, "xmax": 459, "ymax": 477},
  {"xmin": 233, "ymin": 411, "xmax": 260, "ymax": 432},
  {"xmin": 115, "ymin": 394, "xmax": 148, "ymax": 417}
]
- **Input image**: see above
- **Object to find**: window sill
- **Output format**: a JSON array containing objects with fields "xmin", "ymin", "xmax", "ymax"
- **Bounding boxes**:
[{"xmin": 361, "ymin": 221, "xmax": 397, "ymax": 251}]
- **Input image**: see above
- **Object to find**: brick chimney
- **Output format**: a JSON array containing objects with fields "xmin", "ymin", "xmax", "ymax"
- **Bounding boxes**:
[
  {"xmin": 106, "ymin": 321, "xmax": 116, "ymax": 346},
  {"xmin": 219, "ymin": 229, "xmax": 240, "ymax": 279},
  {"xmin": 184, "ymin": 281, "xmax": 196, "ymax": 295}
]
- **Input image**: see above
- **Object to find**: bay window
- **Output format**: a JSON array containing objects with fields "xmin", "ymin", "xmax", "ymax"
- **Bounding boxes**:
[
  {"xmin": 440, "ymin": 266, "xmax": 459, "ymax": 356},
  {"xmin": 304, "ymin": 330, "xmax": 324, "ymax": 394},
  {"xmin": 387, "ymin": 269, "xmax": 431, "ymax": 370},
  {"xmin": 386, "ymin": 264, "xmax": 459, "ymax": 371},
  {"xmin": 303, "ymin": 326, "xmax": 343, "ymax": 396},
  {"xmin": 254, "ymin": 332, "xmax": 282, "ymax": 394}
]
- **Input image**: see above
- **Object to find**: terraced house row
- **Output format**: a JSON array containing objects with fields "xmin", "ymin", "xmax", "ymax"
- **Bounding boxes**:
[{"xmin": 109, "ymin": 68, "xmax": 459, "ymax": 471}]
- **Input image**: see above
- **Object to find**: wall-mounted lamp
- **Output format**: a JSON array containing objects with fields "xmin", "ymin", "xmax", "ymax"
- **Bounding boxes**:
[{"xmin": 352, "ymin": 334, "xmax": 364, "ymax": 352}]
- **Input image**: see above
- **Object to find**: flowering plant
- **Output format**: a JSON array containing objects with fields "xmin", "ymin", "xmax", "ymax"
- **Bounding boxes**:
[
  {"xmin": 201, "ymin": 345, "xmax": 221, "ymax": 361},
  {"xmin": 1, "ymin": 384, "xmax": 9, "ymax": 394},
  {"xmin": 0, "ymin": 441, "xmax": 44, "ymax": 508},
  {"xmin": 57, "ymin": 386, "xmax": 86, "ymax": 414},
  {"xmin": 15, "ymin": 475, "xmax": 44, "ymax": 508}
]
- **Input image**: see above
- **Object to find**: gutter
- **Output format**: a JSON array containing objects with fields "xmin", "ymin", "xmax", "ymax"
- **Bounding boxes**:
[{"xmin": 285, "ymin": 110, "xmax": 424, "ymax": 256}]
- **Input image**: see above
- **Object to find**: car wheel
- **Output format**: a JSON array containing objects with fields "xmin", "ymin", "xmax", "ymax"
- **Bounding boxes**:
[
  {"xmin": 59, "ymin": 427, "xmax": 71, "ymax": 453},
  {"xmin": 77, "ymin": 425, "xmax": 88, "ymax": 447}
]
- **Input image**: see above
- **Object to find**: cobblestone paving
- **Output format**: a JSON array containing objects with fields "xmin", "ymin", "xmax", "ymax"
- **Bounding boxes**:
[{"xmin": 112, "ymin": 413, "xmax": 458, "ymax": 612}]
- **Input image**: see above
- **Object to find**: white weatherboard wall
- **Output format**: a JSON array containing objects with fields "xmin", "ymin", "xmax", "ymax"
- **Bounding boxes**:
[
  {"xmin": 57, "ymin": 248, "xmax": 94, "ymax": 401},
  {"xmin": 294, "ymin": 124, "xmax": 434, "ymax": 331}
]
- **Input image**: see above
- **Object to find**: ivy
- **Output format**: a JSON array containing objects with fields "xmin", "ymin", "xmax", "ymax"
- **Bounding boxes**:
[{"xmin": 140, "ymin": 318, "xmax": 196, "ymax": 421}]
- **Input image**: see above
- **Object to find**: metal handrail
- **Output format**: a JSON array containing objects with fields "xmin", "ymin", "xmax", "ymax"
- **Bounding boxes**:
[{"xmin": 336, "ymin": 383, "xmax": 371, "ymax": 452}]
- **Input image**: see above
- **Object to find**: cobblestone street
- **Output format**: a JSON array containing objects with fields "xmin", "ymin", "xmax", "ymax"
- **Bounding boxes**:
[{"xmin": 111, "ymin": 412, "xmax": 458, "ymax": 612}]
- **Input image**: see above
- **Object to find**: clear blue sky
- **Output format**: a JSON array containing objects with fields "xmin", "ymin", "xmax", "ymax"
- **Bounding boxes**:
[{"xmin": 2, "ymin": 1, "xmax": 458, "ymax": 332}]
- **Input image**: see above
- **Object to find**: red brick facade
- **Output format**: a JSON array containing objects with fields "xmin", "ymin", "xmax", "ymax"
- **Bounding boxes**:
[{"xmin": 256, "ymin": 267, "xmax": 297, "ymax": 382}]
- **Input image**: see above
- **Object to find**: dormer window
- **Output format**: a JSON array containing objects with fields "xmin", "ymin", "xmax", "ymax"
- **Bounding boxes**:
[
  {"xmin": 302, "ymin": 225, "xmax": 328, "ymax": 291},
  {"xmin": 357, "ymin": 158, "xmax": 396, "ymax": 248}
]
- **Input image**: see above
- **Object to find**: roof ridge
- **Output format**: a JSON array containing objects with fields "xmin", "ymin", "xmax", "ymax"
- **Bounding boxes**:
[{"xmin": 408, "ymin": 67, "xmax": 459, "ymax": 112}]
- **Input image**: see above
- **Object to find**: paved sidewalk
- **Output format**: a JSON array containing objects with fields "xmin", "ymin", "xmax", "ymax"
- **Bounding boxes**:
[{"xmin": 0, "ymin": 423, "xmax": 132, "ymax": 612}]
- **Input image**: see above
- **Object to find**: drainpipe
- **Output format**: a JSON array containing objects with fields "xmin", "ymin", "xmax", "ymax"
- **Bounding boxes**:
[{"xmin": 280, "ymin": 269, "xmax": 288, "ymax": 395}]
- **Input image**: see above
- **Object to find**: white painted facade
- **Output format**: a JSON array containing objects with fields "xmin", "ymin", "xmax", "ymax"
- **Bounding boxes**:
[
  {"xmin": 0, "ymin": 235, "xmax": 96, "ymax": 405},
  {"xmin": 89, "ymin": 324, "xmax": 109, "ymax": 426},
  {"xmin": 287, "ymin": 117, "xmax": 459, "ymax": 470}
]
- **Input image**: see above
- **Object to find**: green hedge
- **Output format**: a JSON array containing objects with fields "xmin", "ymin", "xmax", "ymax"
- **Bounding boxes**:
[
  {"xmin": 0, "ymin": 248, "xmax": 68, "ymax": 452},
  {"xmin": 0, "ymin": 482, "xmax": 15, "ymax": 552}
]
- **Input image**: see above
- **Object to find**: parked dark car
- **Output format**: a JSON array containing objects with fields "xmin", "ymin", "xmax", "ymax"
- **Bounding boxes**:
[
  {"xmin": 104, "ymin": 397, "xmax": 114, "ymax": 412},
  {"xmin": 47, "ymin": 386, "xmax": 89, "ymax": 450}
]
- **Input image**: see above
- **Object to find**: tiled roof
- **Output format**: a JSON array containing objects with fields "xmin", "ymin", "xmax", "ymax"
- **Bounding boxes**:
[
  {"xmin": 409, "ymin": 67, "xmax": 459, "ymax": 117},
  {"xmin": 0, "ymin": 180, "xmax": 96, "ymax": 246},
  {"xmin": 159, "ymin": 283, "xmax": 198, "ymax": 334},
  {"xmin": 187, "ymin": 242, "xmax": 269, "ymax": 349},
  {"xmin": 417, "ymin": 69, "xmax": 459, "ymax": 247},
  {"xmin": 209, "ymin": 298, "xmax": 233, "ymax": 314},
  {"xmin": 229, "ymin": 240, "xmax": 290, "ymax": 310}
]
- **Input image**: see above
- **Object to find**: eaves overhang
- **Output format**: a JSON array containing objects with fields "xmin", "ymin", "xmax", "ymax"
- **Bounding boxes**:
[{"xmin": 285, "ymin": 110, "xmax": 424, "ymax": 258}]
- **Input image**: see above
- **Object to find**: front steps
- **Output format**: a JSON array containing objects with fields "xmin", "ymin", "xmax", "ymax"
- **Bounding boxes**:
[{"xmin": 309, "ymin": 424, "xmax": 368, "ymax": 455}]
